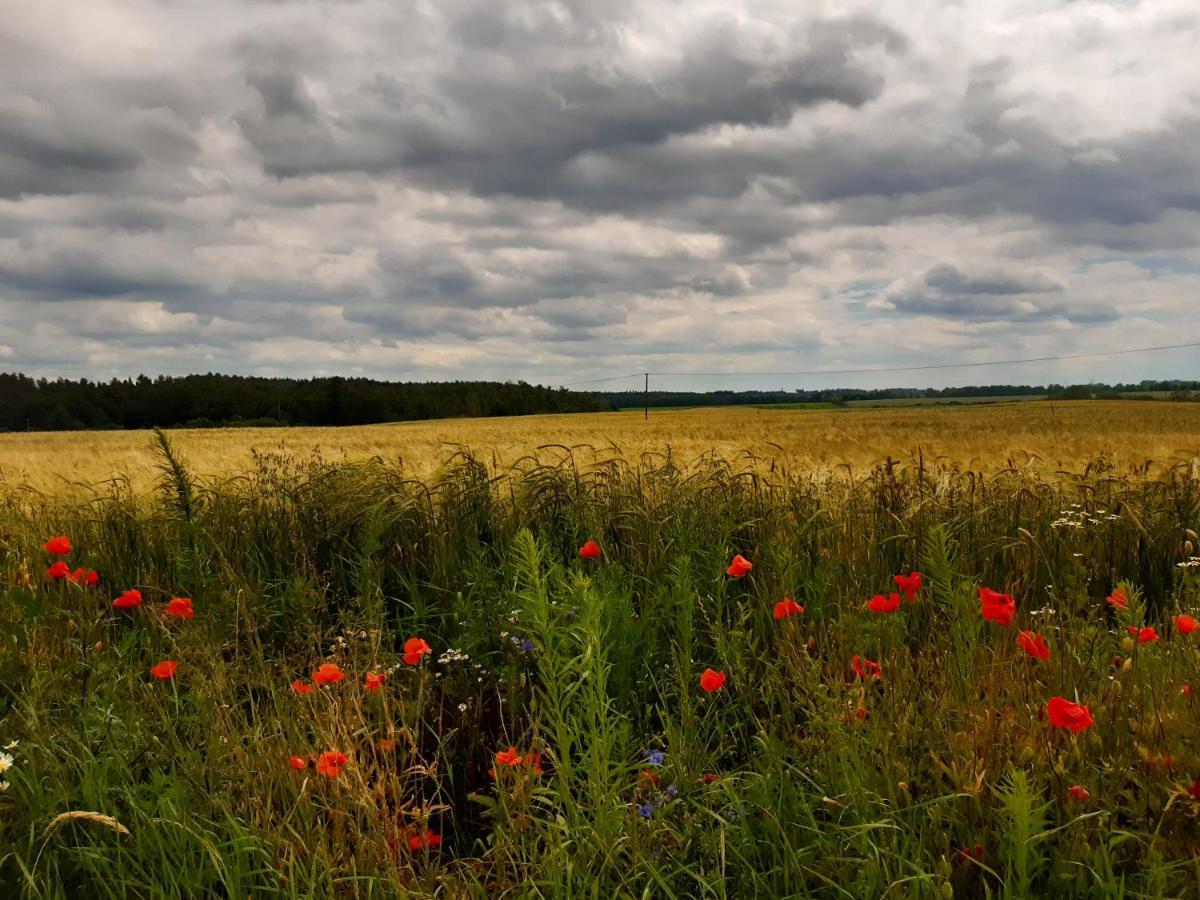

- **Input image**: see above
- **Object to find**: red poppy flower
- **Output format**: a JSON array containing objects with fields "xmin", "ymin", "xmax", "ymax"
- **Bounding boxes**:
[
  {"xmin": 1047, "ymin": 696, "xmax": 1094, "ymax": 732},
  {"xmin": 699, "ymin": 668, "xmax": 726, "ymax": 692},
  {"xmin": 85, "ymin": 569, "xmax": 100, "ymax": 586},
  {"xmin": 774, "ymin": 597, "xmax": 804, "ymax": 619},
  {"xmin": 1183, "ymin": 683, "xmax": 1194, "ymax": 697},
  {"xmin": 526, "ymin": 752, "xmax": 544, "ymax": 775},
  {"xmin": 289, "ymin": 755, "xmax": 307, "ymax": 771},
  {"xmin": 43, "ymin": 535, "xmax": 72, "ymax": 555},
  {"xmin": 979, "ymin": 587, "xmax": 1015, "ymax": 626},
  {"xmin": 701, "ymin": 773, "xmax": 719, "ymax": 784},
  {"xmin": 47, "ymin": 560, "xmax": 71, "ymax": 580},
  {"xmin": 364, "ymin": 672, "xmax": 386, "ymax": 692},
  {"xmin": 851, "ymin": 655, "xmax": 881, "ymax": 680},
  {"xmin": 312, "ymin": 662, "xmax": 345, "ymax": 685},
  {"xmin": 1175, "ymin": 614, "xmax": 1197, "ymax": 635},
  {"xmin": 1016, "ymin": 630, "xmax": 1051, "ymax": 661},
  {"xmin": 1128, "ymin": 626, "xmax": 1158, "ymax": 644},
  {"xmin": 68, "ymin": 567, "xmax": 85, "ymax": 583},
  {"xmin": 403, "ymin": 637, "xmax": 432, "ymax": 666},
  {"xmin": 164, "ymin": 597, "xmax": 194, "ymax": 620},
  {"xmin": 290, "ymin": 678, "xmax": 314, "ymax": 695},
  {"xmin": 1106, "ymin": 588, "xmax": 1128, "ymax": 609},
  {"xmin": 579, "ymin": 539, "xmax": 601, "ymax": 559},
  {"xmin": 495, "ymin": 746, "xmax": 523, "ymax": 767},
  {"xmin": 855, "ymin": 706, "xmax": 868, "ymax": 720},
  {"xmin": 894, "ymin": 571, "xmax": 922, "ymax": 600},
  {"xmin": 378, "ymin": 738, "xmax": 397, "ymax": 751},
  {"xmin": 956, "ymin": 844, "xmax": 984, "ymax": 864},
  {"xmin": 113, "ymin": 589, "xmax": 143, "ymax": 609},
  {"xmin": 639, "ymin": 769, "xmax": 662, "ymax": 787},
  {"xmin": 868, "ymin": 593, "xmax": 901, "ymax": 614},
  {"xmin": 726, "ymin": 555, "xmax": 752, "ymax": 577},
  {"xmin": 150, "ymin": 660, "xmax": 178, "ymax": 680},
  {"xmin": 1068, "ymin": 784, "xmax": 1089, "ymax": 802},
  {"xmin": 315, "ymin": 750, "xmax": 348, "ymax": 779},
  {"xmin": 408, "ymin": 829, "xmax": 443, "ymax": 851}
]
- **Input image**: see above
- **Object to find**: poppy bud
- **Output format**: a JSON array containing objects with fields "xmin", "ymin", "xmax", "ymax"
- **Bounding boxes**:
[
  {"xmin": 1186, "ymin": 540, "xmax": 1195, "ymax": 556},
  {"xmin": 94, "ymin": 642, "xmax": 104, "ymax": 652},
  {"xmin": 1186, "ymin": 529, "xmax": 1199, "ymax": 543},
  {"xmin": 1122, "ymin": 657, "xmax": 1134, "ymax": 673},
  {"xmin": 1121, "ymin": 637, "xmax": 1134, "ymax": 652},
  {"xmin": 806, "ymin": 636, "xmax": 816, "ymax": 651}
]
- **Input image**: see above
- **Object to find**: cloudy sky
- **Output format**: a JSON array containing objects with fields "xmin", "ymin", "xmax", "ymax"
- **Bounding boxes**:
[{"xmin": 2, "ymin": 0, "xmax": 1199, "ymax": 390}]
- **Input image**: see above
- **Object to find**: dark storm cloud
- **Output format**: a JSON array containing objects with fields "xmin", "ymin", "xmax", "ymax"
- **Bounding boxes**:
[{"xmin": 0, "ymin": 0, "xmax": 1198, "ymax": 384}]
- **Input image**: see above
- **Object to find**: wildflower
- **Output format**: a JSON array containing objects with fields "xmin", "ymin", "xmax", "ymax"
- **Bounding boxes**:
[
  {"xmin": 1182, "ymin": 684, "xmax": 1194, "ymax": 697},
  {"xmin": 979, "ymin": 587, "xmax": 1015, "ymax": 626},
  {"xmin": 315, "ymin": 750, "xmax": 348, "ymax": 779},
  {"xmin": 851, "ymin": 655, "xmax": 881, "ymax": 680},
  {"xmin": 379, "ymin": 739, "xmax": 396, "ymax": 751},
  {"xmin": 639, "ymin": 769, "xmax": 662, "ymax": 787},
  {"xmin": 1189, "ymin": 780, "xmax": 1200, "ymax": 802},
  {"xmin": 855, "ymin": 706, "xmax": 868, "ymax": 720},
  {"xmin": 290, "ymin": 679, "xmax": 314, "ymax": 695},
  {"xmin": 1047, "ymin": 697, "xmax": 1094, "ymax": 733},
  {"xmin": 364, "ymin": 672, "xmax": 386, "ymax": 692},
  {"xmin": 1175, "ymin": 614, "xmax": 1197, "ymax": 635},
  {"xmin": 1016, "ymin": 630, "xmax": 1051, "ymax": 661},
  {"xmin": 637, "ymin": 803, "xmax": 654, "ymax": 819},
  {"xmin": 894, "ymin": 571, "xmax": 922, "ymax": 600},
  {"xmin": 701, "ymin": 773, "xmax": 719, "ymax": 784},
  {"xmin": 643, "ymin": 748, "xmax": 665, "ymax": 766},
  {"xmin": 47, "ymin": 561, "xmax": 71, "ymax": 580},
  {"xmin": 43, "ymin": 535, "xmax": 71, "ymax": 555},
  {"xmin": 726, "ymin": 555, "xmax": 753, "ymax": 577},
  {"xmin": 699, "ymin": 668, "xmax": 726, "ymax": 692},
  {"xmin": 868, "ymin": 593, "xmax": 901, "ymax": 614},
  {"xmin": 113, "ymin": 589, "xmax": 143, "ymax": 610},
  {"xmin": 409, "ymin": 829, "xmax": 442, "ymax": 851},
  {"xmin": 579, "ymin": 539, "xmax": 601, "ymax": 559},
  {"xmin": 2, "ymin": 740, "xmax": 17, "ymax": 750},
  {"xmin": 526, "ymin": 752, "xmax": 544, "ymax": 775},
  {"xmin": 0, "ymin": 753, "xmax": 12, "ymax": 774},
  {"xmin": 289, "ymin": 755, "xmax": 307, "ymax": 771},
  {"xmin": 774, "ymin": 597, "xmax": 804, "ymax": 619},
  {"xmin": 1106, "ymin": 588, "xmax": 1129, "ymax": 609},
  {"xmin": 1128, "ymin": 626, "xmax": 1158, "ymax": 644},
  {"xmin": 495, "ymin": 746, "xmax": 523, "ymax": 767},
  {"xmin": 0, "ymin": 782, "xmax": 8, "ymax": 793},
  {"xmin": 403, "ymin": 637, "xmax": 432, "ymax": 666},
  {"xmin": 150, "ymin": 660, "xmax": 178, "ymax": 680},
  {"xmin": 164, "ymin": 597, "xmax": 194, "ymax": 620},
  {"xmin": 1068, "ymin": 784, "xmax": 1089, "ymax": 802},
  {"xmin": 85, "ymin": 569, "xmax": 100, "ymax": 586},
  {"xmin": 312, "ymin": 662, "xmax": 344, "ymax": 685},
  {"xmin": 956, "ymin": 844, "xmax": 984, "ymax": 864}
]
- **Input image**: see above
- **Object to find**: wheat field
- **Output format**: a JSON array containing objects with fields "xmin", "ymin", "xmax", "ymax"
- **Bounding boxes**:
[{"xmin": 1, "ymin": 400, "xmax": 1199, "ymax": 494}]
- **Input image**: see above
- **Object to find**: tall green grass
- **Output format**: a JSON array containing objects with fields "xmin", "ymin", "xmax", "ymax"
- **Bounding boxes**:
[{"xmin": 1, "ymin": 443, "xmax": 1199, "ymax": 897}]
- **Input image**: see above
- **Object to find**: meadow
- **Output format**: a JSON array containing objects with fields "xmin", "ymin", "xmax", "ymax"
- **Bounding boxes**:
[{"xmin": 1, "ymin": 402, "xmax": 1200, "ymax": 897}]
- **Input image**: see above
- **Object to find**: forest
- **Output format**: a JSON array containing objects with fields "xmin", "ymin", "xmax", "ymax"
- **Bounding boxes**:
[{"xmin": 0, "ymin": 373, "xmax": 616, "ymax": 431}]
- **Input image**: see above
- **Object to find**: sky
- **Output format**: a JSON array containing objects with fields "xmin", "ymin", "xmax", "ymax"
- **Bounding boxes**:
[{"xmin": 1, "ymin": 0, "xmax": 1199, "ymax": 392}]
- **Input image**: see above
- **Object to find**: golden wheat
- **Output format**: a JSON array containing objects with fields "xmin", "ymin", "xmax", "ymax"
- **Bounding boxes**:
[{"xmin": 1, "ymin": 400, "xmax": 1198, "ymax": 494}]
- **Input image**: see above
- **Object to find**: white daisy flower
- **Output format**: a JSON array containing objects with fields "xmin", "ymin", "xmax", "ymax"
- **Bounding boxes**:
[{"xmin": 0, "ymin": 753, "xmax": 13, "ymax": 774}]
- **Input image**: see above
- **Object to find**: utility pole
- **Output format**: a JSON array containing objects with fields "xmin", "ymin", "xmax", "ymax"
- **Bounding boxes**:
[{"xmin": 644, "ymin": 372, "xmax": 649, "ymax": 421}]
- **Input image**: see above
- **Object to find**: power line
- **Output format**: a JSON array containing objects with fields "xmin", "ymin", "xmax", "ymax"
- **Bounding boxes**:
[{"xmin": 555, "ymin": 339, "xmax": 1200, "ymax": 386}]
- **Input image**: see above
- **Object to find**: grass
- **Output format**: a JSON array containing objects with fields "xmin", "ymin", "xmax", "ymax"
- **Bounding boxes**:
[
  {"xmin": 2, "ymin": 400, "xmax": 1200, "ymax": 494},
  {"xmin": 0, "ymin": 418, "xmax": 1199, "ymax": 897}
]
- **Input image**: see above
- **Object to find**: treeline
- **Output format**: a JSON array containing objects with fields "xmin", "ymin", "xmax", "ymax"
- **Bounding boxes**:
[
  {"xmin": 0, "ymin": 373, "xmax": 616, "ymax": 431},
  {"xmin": 603, "ymin": 380, "xmax": 1200, "ymax": 408}
]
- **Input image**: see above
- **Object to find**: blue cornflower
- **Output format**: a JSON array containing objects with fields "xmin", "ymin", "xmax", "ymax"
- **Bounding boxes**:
[
  {"xmin": 637, "ymin": 803, "xmax": 654, "ymax": 819},
  {"xmin": 520, "ymin": 639, "xmax": 537, "ymax": 651},
  {"xmin": 642, "ymin": 749, "xmax": 665, "ymax": 766},
  {"xmin": 665, "ymin": 784, "xmax": 678, "ymax": 797}
]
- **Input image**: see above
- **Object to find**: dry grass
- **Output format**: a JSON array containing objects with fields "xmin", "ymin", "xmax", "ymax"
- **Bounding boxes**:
[{"xmin": 2, "ymin": 400, "xmax": 1199, "ymax": 493}]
